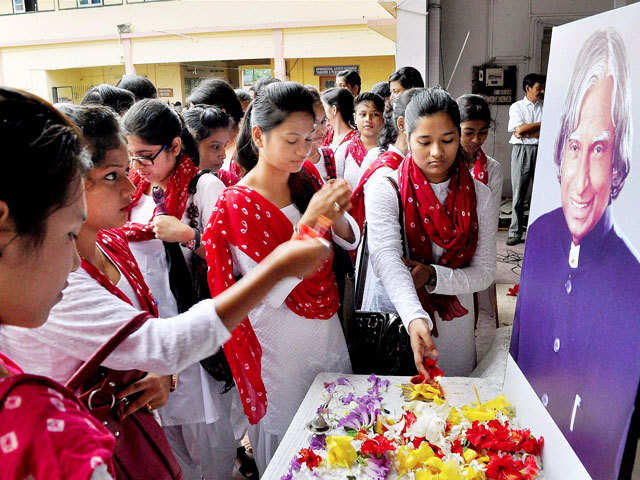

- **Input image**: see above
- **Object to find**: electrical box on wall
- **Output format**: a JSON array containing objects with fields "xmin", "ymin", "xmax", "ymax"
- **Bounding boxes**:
[{"xmin": 472, "ymin": 65, "xmax": 517, "ymax": 105}]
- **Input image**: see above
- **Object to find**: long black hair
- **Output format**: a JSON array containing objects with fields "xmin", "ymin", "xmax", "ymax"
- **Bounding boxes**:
[
  {"xmin": 122, "ymin": 98, "xmax": 198, "ymax": 164},
  {"xmin": 0, "ymin": 87, "xmax": 90, "ymax": 244},
  {"xmin": 321, "ymin": 87, "xmax": 354, "ymax": 127},
  {"xmin": 236, "ymin": 81, "xmax": 317, "ymax": 213},
  {"xmin": 57, "ymin": 104, "xmax": 125, "ymax": 167},
  {"xmin": 378, "ymin": 88, "xmax": 422, "ymax": 151}
]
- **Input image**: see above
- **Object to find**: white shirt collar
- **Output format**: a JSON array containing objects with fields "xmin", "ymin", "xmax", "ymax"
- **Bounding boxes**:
[
  {"xmin": 388, "ymin": 144, "xmax": 404, "ymax": 157},
  {"xmin": 569, "ymin": 242, "xmax": 580, "ymax": 269}
]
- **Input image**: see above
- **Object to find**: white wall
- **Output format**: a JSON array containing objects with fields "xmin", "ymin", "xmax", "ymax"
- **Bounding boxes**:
[
  {"xmin": 396, "ymin": 0, "xmax": 427, "ymax": 82},
  {"xmin": 438, "ymin": 0, "xmax": 617, "ymax": 197}
]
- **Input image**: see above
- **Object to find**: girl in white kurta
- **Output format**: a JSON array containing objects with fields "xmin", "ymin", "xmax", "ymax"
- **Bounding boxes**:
[
  {"xmin": 362, "ymin": 88, "xmax": 497, "ymax": 378},
  {"xmin": 457, "ymin": 94, "xmax": 504, "ymax": 325},
  {"xmin": 334, "ymin": 92, "xmax": 385, "ymax": 189},
  {"xmin": 203, "ymin": 82, "xmax": 357, "ymax": 474},
  {"xmin": 121, "ymin": 99, "xmax": 236, "ymax": 479},
  {"xmin": 0, "ymin": 103, "xmax": 333, "ymax": 480},
  {"xmin": 457, "ymin": 94, "xmax": 503, "ymax": 209}
]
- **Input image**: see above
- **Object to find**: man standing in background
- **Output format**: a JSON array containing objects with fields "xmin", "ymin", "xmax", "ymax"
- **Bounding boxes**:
[{"xmin": 507, "ymin": 73, "xmax": 545, "ymax": 245}]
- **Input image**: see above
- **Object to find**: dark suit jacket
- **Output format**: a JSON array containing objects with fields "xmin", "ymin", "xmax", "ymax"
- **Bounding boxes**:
[{"xmin": 511, "ymin": 206, "xmax": 640, "ymax": 480}]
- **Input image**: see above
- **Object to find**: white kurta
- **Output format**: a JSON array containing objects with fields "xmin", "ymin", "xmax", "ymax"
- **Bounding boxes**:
[
  {"xmin": 361, "ymin": 170, "xmax": 497, "ymax": 376},
  {"xmin": 0, "ymin": 271, "xmax": 230, "ymax": 383},
  {"xmin": 238, "ymin": 204, "xmax": 358, "ymax": 473},
  {"xmin": 360, "ymin": 144, "xmax": 404, "ymax": 175},
  {"xmin": 127, "ymin": 172, "xmax": 237, "ymax": 479},
  {"xmin": 334, "ymin": 141, "xmax": 368, "ymax": 190}
]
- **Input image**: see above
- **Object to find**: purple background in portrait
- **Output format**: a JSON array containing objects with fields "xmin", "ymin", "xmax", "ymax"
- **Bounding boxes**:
[{"xmin": 510, "ymin": 5, "xmax": 640, "ymax": 479}]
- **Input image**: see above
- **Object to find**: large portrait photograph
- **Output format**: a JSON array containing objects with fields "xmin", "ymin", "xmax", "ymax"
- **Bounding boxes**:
[{"xmin": 510, "ymin": 5, "xmax": 640, "ymax": 479}]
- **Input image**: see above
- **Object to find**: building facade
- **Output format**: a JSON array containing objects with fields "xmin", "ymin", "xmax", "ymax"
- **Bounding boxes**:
[{"xmin": 0, "ymin": 0, "xmax": 397, "ymax": 104}]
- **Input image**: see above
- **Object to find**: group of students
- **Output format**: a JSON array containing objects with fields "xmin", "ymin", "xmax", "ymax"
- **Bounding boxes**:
[{"xmin": 0, "ymin": 65, "xmax": 502, "ymax": 480}]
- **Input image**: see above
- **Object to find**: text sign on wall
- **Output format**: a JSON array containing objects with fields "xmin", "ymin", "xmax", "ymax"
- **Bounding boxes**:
[
  {"xmin": 314, "ymin": 65, "xmax": 360, "ymax": 76},
  {"xmin": 157, "ymin": 88, "xmax": 174, "ymax": 98},
  {"xmin": 471, "ymin": 65, "xmax": 517, "ymax": 105}
]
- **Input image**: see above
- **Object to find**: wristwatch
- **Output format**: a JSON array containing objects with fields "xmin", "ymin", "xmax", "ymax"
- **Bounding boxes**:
[
  {"xmin": 169, "ymin": 374, "xmax": 179, "ymax": 392},
  {"xmin": 181, "ymin": 228, "xmax": 201, "ymax": 251}
]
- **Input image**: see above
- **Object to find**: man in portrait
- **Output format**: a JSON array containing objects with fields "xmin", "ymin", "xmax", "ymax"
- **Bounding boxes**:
[{"xmin": 510, "ymin": 28, "xmax": 640, "ymax": 479}]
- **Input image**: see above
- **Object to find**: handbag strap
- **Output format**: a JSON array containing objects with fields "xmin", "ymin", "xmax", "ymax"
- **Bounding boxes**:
[
  {"xmin": 65, "ymin": 312, "xmax": 152, "ymax": 391},
  {"xmin": 353, "ymin": 175, "xmax": 407, "ymax": 310}
]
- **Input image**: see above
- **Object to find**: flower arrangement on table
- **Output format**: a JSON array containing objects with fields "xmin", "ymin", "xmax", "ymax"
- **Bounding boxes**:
[{"xmin": 281, "ymin": 361, "xmax": 543, "ymax": 480}]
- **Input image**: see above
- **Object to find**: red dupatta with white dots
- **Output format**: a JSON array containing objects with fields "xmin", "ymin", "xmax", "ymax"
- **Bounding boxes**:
[
  {"xmin": 472, "ymin": 148, "xmax": 489, "ymax": 185},
  {"xmin": 399, "ymin": 155, "xmax": 478, "ymax": 325},
  {"xmin": 81, "ymin": 229, "xmax": 159, "ymax": 317},
  {"xmin": 201, "ymin": 185, "xmax": 339, "ymax": 423}
]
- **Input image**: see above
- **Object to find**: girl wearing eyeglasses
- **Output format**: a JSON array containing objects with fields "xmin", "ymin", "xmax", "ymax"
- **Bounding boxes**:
[{"xmin": 121, "ymin": 99, "xmax": 235, "ymax": 479}]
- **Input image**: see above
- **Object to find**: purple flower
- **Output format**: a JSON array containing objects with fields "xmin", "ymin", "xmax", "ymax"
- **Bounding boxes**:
[
  {"xmin": 362, "ymin": 455, "xmax": 391, "ymax": 480},
  {"xmin": 367, "ymin": 374, "xmax": 390, "ymax": 395},
  {"xmin": 290, "ymin": 457, "xmax": 301, "ymax": 472},
  {"xmin": 309, "ymin": 435, "xmax": 326, "ymax": 451},
  {"xmin": 281, "ymin": 474, "xmax": 293, "ymax": 480},
  {"xmin": 341, "ymin": 392, "xmax": 355, "ymax": 404},
  {"xmin": 324, "ymin": 382, "xmax": 336, "ymax": 394},
  {"xmin": 337, "ymin": 377, "xmax": 351, "ymax": 386}
]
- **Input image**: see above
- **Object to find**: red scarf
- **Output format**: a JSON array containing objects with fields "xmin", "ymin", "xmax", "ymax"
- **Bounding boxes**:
[
  {"xmin": 322, "ymin": 125, "xmax": 359, "ymax": 149},
  {"xmin": 320, "ymin": 146, "xmax": 337, "ymax": 180},
  {"xmin": 345, "ymin": 132, "xmax": 367, "ymax": 167},
  {"xmin": 81, "ymin": 229, "xmax": 159, "ymax": 317},
  {"xmin": 202, "ymin": 186, "xmax": 339, "ymax": 423},
  {"xmin": 350, "ymin": 149, "xmax": 404, "ymax": 230},
  {"xmin": 321, "ymin": 124, "xmax": 334, "ymax": 147},
  {"xmin": 302, "ymin": 159, "xmax": 324, "ymax": 189},
  {"xmin": 472, "ymin": 149, "xmax": 489, "ymax": 185},
  {"xmin": 399, "ymin": 155, "xmax": 479, "ymax": 330},
  {"xmin": 123, "ymin": 154, "xmax": 199, "ymax": 242},
  {"xmin": 0, "ymin": 352, "xmax": 116, "ymax": 480}
]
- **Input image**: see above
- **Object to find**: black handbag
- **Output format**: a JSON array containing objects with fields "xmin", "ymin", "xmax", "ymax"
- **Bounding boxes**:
[
  {"xmin": 185, "ymin": 171, "xmax": 235, "ymax": 391},
  {"xmin": 348, "ymin": 176, "xmax": 417, "ymax": 376}
]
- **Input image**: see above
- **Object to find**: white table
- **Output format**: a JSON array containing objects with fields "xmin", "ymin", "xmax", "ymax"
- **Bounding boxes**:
[{"xmin": 262, "ymin": 373, "xmax": 500, "ymax": 479}]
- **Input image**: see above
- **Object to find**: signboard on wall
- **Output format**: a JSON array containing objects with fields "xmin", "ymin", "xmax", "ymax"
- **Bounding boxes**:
[
  {"xmin": 510, "ymin": 5, "xmax": 640, "ymax": 478},
  {"xmin": 157, "ymin": 88, "xmax": 174, "ymax": 98},
  {"xmin": 471, "ymin": 65, "xmax": 517, "ymax": 104},
  {"xmin": 313, "ymin": 65, "xmax": 359, "ymax": 76}
]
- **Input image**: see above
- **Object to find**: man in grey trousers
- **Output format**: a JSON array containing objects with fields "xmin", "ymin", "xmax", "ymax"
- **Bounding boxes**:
[{"xmin": 506, "ymin": 73, "xmax": 545, "ymax": 245}]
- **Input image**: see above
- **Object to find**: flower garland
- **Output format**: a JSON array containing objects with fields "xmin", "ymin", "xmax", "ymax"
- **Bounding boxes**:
[{"xmin": 281, "ymin": 372, "xmax": 544, "ymax": 480}]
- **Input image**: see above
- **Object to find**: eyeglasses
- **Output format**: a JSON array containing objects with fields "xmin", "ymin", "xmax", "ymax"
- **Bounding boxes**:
[{"xmin": 130, "ymin": 145, "xmax": 167, "ymax": 167}]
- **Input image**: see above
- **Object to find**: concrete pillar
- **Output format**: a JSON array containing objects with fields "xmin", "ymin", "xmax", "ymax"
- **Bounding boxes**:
[
  {"xmin": 272, "ymin": 29, "xmax": 287, "ymax": 80},
  {"xmin": 121, "ymin": 38, "xmax": 136, "ymax": 76},
  {"xmin": 427, "ymin": 0, "xmax": 441, "ymax": 87},
  {"xmin": 396, "ymin": 0, "xmax": 428, "ymax": 83}
]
